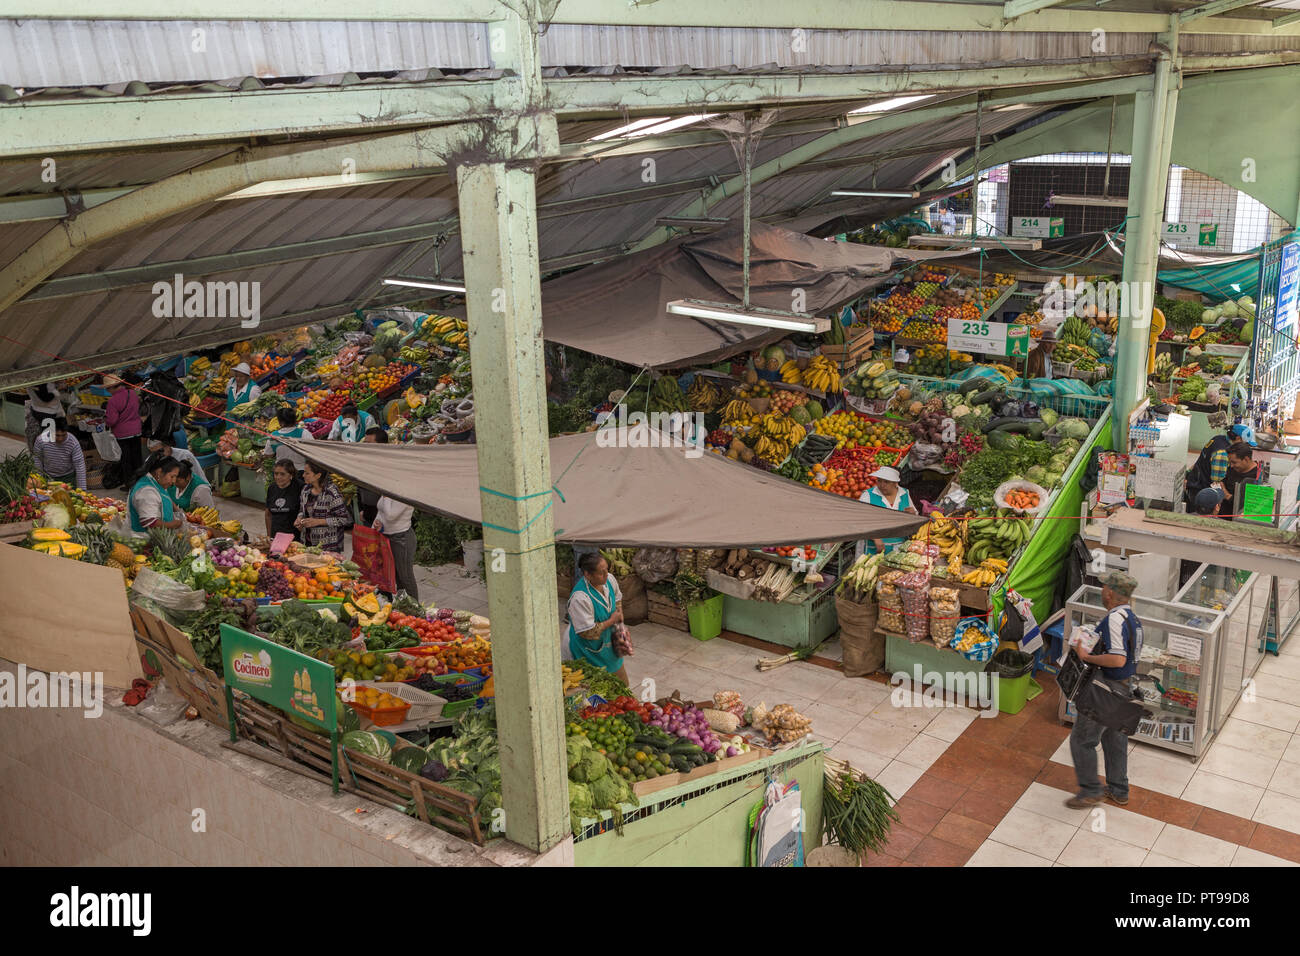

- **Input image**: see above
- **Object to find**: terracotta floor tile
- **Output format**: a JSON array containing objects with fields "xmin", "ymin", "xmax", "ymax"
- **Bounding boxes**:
[
  {"xmin": 930, "ymin": 811, "xmax": 995, "ymax": 851},
  {"xmin": 1193, "ymin": 807, "xmax": 1257, "ymax": 846},
  {"xmin": 906, "ymin": 835, "xmax": 975, "ymax": 867},
  {"xmin": 961, "ymin": 716, "xmax": 1020, "ymax": 746},
  {"xmin": 1248, "ymin": 824, "xmax": 1300, "ymax": 864},
  {"xmin": 970, "ymin": 763, "xmax": 1040, "ymax": 798},
  {"xmin": 880, "ymin": 825, "xmax": 925, "ymax": 859},
  {"xmin": 952, "ymin": 787, "xmax": 1022, "ymax": 827},
  {"xmin": 862, "ymin": 849, "xmax": 901, "ymax": 867},
  {"xmin": 892, "ymin": 796, "xmax": 948, "ymax": 835},
  {"xmin": 940, "ymin": 735, "xmax": 986, "ymax": 760},
  {"xmin": 1007, "ymin": 725, "xmax": 1071, "ymax": 760},
  {"xmin": 1131, "ymin": 791, "xmax": 1202, "ymax": 829},
  {"xmin": 925, "ymin": 753, "xmax": 984, "ymax": 787},
  {"xmin": 1036, "ymin": 761, "xmax": 1079, "ymax": 792},
  {"xmin": 905, "ymin": 773, "xmax": 969, "ymax": 811}
]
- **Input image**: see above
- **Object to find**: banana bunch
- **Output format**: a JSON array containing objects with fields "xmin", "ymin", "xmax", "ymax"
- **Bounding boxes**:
[
  {"xmin": 187, "ymin": 506, "xmax": 221, "ymax": 526},
  {"xmin": 913, "ymin": 511, "xmax": 964, "ymax": 561},
  {"xmin": 761, "ymin": 412, "xmax": 805, "ymax": 444},
  {"xmin": 754, "ymin": 435, "xmax": 794, "ymax": 462},
  {"xmin": 991, "ymin": 363, "xmax": 1019, "ymax": 381},
  {"xmin": 961, "ymin": 557, "xmax": 1008, "ymax": 588},
  {"xmin": 964, "ymin": 510, "xmax": 1031, "ymax": 566},
  {"xmin": 946, "ymin": 552, "xmax": 962, "ymax": 577},
  {"xmin": 779, "ymin": 359, "xmax": 803, "ymax": 384},
  {"xmin": 1107, "ymin": 316, "xmax": 1119, "ymax": 335},
  {"xmin": 399, "ymin": 345, "xmax": 430, "ymax": 363},
  {"xmin": 649, "ymin": 376, "xmax": 689, "ymax": 413},
  {"xmin": 1154, "ymin": 353, "xmax": 1174, "ymax": 381},
  {"xmin": 191, "ymin": 356, "xmax": 211, "ymax": 372},
  {"xmin": 801, "ymin": 356, "xmax": 841, "ymax": 393},
  {"xmin": 687, "ymin": 376, "xmax": 722, "ymax": 411},
  {"xmin": 1057, "ymin": 315, "xmax": 1092, "ymax": 349},
  {"xmin": 561, "ymin": 664, "xmax": 584, "ymax": 694},
  {"xmin": 220, "ymin": 520, "xmax": 242, "ymax": 536},
  {"xmin": 722, "ymin": 399, "xmax": 753, "ymax": 423}
]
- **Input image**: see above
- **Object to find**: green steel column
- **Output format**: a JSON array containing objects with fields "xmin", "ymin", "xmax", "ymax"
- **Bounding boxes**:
[
  {"xmin": 456, "ymin": 161, "xmax": 568, "ymax": 853},
  {"xmin": 1113, "ymin": 24, "xmax": 1180, "ymax": 446}
]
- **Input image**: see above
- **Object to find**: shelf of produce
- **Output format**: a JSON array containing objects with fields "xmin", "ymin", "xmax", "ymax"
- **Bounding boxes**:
[
  {"xmin": 751, "ymin": 542, "xmax": 840, "ymax": 575},
  {"xmin": 976, "ymin": 282, "xmax": 1019, "ymax": 322},
  {"xmin": 893, "ymin": 335, "xmax": 946, "ymax": 350},
  {"xmin": 721, "ymin": 583, "xmax": 838, "ymax": 650},
  {"xmin": 928, "ymin": 572, "xmax": 992, "ymax": 612},
  {"xmin": 883, "ymin": 633, "xmax": 988, "ymax": 689}
]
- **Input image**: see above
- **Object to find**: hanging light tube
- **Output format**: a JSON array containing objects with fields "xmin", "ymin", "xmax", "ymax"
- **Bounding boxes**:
[
  {"xmin": 1047, "ymin": 193, "xmax": 1129, "ymax": 209},
  {"xmin": 829, "ymin": 189, "xmax": 921, "ymax": 199},
  {"xmin": 667, "ymin": 299, "xmax": 830, "ymax": 333},
  {"xmin": 381, "ymin": 276, "xmax": 467, "ymax": 293}
]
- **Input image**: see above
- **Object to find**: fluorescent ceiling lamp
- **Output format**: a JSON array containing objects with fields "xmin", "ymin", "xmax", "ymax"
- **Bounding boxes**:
[
  {"xmin": 667, "ymin": 299, "xmax": 830, "ymax": 334},
  {"xmin": 1048, "ymin": 193, "xmax": 1128, "ymax": 208},
  {"xmin": 849, "ymin": 95, "xmax": 935, "ymax": 115},
  {"xmin": 830, "ymin": 189, "xmax": 921, "ymax": 199},
  {"xmin": 656, "ymin": 216, "xmax": 729, "ymax": 227},
  {"xmin": 589, "ymin": 113, "xmax": 716, "ymax": 141},
  {"xmin": 995, "ymin": 104, "xmax": 1035, "ymax": 111},
  {"xmin": 382, "ymin": 277, "xmax": 466, "ymax": 293}
]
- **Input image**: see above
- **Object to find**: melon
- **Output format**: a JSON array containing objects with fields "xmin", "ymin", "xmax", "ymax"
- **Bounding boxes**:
[
  {"xmin": 762, "ymin": 345, "xmax": 787, "ymax": 367},
  {"xmin": 364, "ymin": 354, "xmax": 388, "ymax": 368},
  {"xmin": 790, "ymin": 405, "xmax": 812, "ymax": 425},
  {"xmin": 805, "ymin": 400, "xmax": 824, "ymax": 420}
]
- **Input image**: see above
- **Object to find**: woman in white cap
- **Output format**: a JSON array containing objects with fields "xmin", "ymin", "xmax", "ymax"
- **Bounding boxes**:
[
  {"xmin": 857, "ymin": 466, "xmax": 917, "ymax": 558},
  {"xmin": 225, "ymin": 362, "xmax": 262, "ymax": 412}
]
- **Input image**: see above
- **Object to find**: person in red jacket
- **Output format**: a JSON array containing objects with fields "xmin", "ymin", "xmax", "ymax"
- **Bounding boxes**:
[{"xmin": 104, "ymin": 372, "xmax": 144, "ymax": 490}]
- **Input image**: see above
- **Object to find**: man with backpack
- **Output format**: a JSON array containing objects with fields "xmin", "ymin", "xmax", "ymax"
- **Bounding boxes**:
[{"xmin": 1067, "ymin": 571, "xmax": 1144, "ymax": 809}]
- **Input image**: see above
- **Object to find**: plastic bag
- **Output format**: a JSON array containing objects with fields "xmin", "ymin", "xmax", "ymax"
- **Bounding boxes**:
[
  {"xmin": 352, "ymin": 524, "xmax": 397, "ymax": 593},
  {"xmin": 985, "ymin": 648, "xmax": 1035, "ymax": 679},
  {"xmin": 632, "ymin": 547, "xmax": 679, "ymax": 584},
  {"xmin": 907, "ymin": 442, "xmax": 945, "ymax": 471},
  {"xmin": 130, "ymin": 567, "xmax": 206, "ymax": 614},
  {"xmin": 92, "ymin": 429, "xmax": 122, "ymax": 462},
  {"xmin": 929, "ymin": 587, "xmax": 960, "ymax": 647},
  {"xmin": 951, "ymin": 617, "xmax": 999, "ymax": 662}
]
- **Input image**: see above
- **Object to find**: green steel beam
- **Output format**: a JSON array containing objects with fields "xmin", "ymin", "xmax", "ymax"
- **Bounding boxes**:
[
  {"xmin": 0, "ymin": 119, "xmax": 558, "ymax": 327},
  {"xmin": 1275, "ymin": 10, "xmax": 1300, "ymax": 27},
  {"xmin": 632, "ymin": 72, "xmax": 1154, "ymax": 253},
  {"xmin": 10, "ymin": 0, "xmax": 1297, "ymax": 34},
  {"xmin": 1002, "ymin": 0, "xmax": 1072, "ymax": 20},
  {"xmin": 1178, "ymin": 0, "xmax": 1265, "ymax": 23}
]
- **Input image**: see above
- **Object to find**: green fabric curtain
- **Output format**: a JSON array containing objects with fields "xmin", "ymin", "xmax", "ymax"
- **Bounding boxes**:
[
  {"xmin": 991, "ymin": 417, "xmax": 1113, "ymax": 630},
  {"xmin": 1157, "ymin": 229, "xmax": 1300, "ymax": 300}
]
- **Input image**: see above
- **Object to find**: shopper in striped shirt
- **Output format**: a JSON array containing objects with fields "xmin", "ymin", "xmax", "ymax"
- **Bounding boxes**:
[{"xmin": 33, "ymin": 417, "xmax": 87, "ymax": 490}]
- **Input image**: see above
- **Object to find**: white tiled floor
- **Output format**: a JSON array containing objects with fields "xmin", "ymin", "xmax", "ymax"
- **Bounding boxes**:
[{"xmin": 967, "ymin": 783, "xmax": 1298, "ymax": 867}]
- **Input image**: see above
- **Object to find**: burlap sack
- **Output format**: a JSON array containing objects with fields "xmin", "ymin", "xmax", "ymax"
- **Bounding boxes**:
[
  {"xmin": 618, "ymin": 572, "xmax": 648, "ymax": 625},
  {"xmin": 836, "ymin": 596, "xmax": 883, "ymax": 678}
]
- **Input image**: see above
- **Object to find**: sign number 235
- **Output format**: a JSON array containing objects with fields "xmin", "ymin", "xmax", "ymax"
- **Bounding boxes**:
[{"xmin": 960, "ymin": 322, "xmax": 990, "ymax": 336}]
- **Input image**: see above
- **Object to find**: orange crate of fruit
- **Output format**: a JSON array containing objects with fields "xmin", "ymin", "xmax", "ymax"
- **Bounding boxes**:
[{"xmin": 347, "ymin": 687, "xmax": 412, "ymax": 726}]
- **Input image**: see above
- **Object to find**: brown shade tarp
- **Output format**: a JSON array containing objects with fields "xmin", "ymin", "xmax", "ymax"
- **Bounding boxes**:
[
  {"xmin": 282, "ymin": 427, "xmax": 926, "ymax": 548},
  {"xmin": 538, "ymin": 220, "xmax": 909, "ymax": 369}
]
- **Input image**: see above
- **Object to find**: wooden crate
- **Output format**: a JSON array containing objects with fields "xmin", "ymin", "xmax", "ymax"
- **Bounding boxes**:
[
  {"xmin": 930, "ymin": 572, "xmax": 991, "ymax": 613},
  {"xmin": 129, "ymin": 605, "xmax": 229, "ymax": 727},
  {"xmin": 0, "ymin": 520, "xmax": 32, "ymax": 544},
  {"xmin": 232, "ymin": 696, "xmax": 486, "ymax": 845},
  {"xmin": 646, "ymin": 589, "xmax": 688, "ymax": 631},
  {"xmin": 820, "ymin": 329, "xmax": 875, "ymax": 368}
]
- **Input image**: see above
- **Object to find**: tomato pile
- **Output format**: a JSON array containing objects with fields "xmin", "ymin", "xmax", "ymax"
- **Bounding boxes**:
[
  {"xmin": 388, "ymin": 610, "xmax": 462, "ymax": 643},
  {"xmin": 579, "ymin": 695, "xmax": 653, "ymax": 722}
]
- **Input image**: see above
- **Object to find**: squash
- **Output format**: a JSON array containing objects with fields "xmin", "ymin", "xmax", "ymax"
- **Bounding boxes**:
[{"xmin": 1189, "ymin": 325, "xmax": 1206, "ymax": 341}]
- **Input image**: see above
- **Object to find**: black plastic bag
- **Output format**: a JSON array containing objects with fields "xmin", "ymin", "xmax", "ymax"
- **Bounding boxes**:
[{"xmin": 985, "ymin": 648, "xmax": 1034, "ymax": 679}]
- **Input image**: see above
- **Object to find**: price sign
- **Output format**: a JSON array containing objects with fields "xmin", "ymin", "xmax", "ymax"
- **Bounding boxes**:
[
  {"xmin": 1162, "ymin": 222, "xmax": 1190, "ymax": 237},
  {"xmin": 947, "ymin": 320, "xmax": 1030, "ymax": 356},
  {"xmin": 1012, "ymin": 216, "xmax": 1064, "ymax": 238}
]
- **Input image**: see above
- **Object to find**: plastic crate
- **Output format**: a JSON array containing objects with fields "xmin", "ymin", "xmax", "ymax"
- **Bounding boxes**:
[{"xmin": 347, "ymin": 693, "xmax": 412, "ymax": 726}]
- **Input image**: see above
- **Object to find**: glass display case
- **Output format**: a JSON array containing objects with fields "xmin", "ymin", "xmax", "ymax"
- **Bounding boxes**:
[{"xmin": 1061, "ymin": 586, "xmax": 1225, "ymax": 759}]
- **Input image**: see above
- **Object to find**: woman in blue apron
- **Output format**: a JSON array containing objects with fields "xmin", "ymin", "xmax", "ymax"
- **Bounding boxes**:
[
  {"xmin": 129, "ymin": 454, "xmax": 183, "ymax": 532},
  {"xmin": 171, "ymin": 460, "xmax": 215, "ymax": 512},
  {"xmin": 327, "ymin": 402, "xmax": 375, "ymax": 443},
  {"xmin": 566, "ymin": 552, "xmax": 629, "ymax": 684},
  {"xmin": 856, "ymin": 466, "xmax": 917, "ymax": 560}
]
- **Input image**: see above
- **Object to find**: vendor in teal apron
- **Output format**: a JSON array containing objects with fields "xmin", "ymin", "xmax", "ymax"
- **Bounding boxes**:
[
  {"xmin": 171, "ymin": 460, "xmax": 216, "ymax": 512},
  {"xmin": 266, "ymin": 406, "xmax": 313, "ymax": 474},
  {"xmin": 327, "ymin": 402, "xmax": 376, "ymax": 443},
  {"xmin": 566, "ymin": 552, "xmax": 629, "ymax": 685},
  {"xmin": 128, "ymin": 454, "xmax": 184, "ymax": 531},
  {"xmin": 855, "ymin": 466, "xmax": 917, "ymax": 560},
  {"xmin": 225, "ymin": 362, "xmax": 262, "ymax": 412}
]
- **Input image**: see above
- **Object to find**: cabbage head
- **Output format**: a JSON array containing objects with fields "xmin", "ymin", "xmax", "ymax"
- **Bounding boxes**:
[
  {"xmin": 569, "ymin": 748, "xmax": 609, "ymax": 783},
  {"xmin": 566, "ymin": 736, "xmax": 591, "ymax": 772},
  {"xmin": 591, "ymin": 771, "xmax": 637, "ymax": 810}
]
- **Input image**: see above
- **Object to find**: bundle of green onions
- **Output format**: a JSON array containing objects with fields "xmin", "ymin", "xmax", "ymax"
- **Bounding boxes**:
[{"xmin": 822, "ymin": 755, "xmax": 899, "ymax": 856}]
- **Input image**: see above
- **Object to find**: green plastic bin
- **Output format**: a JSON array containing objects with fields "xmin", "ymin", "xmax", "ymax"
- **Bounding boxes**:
[
  {"xmin": 687, "ymin": 594, "xmax": 724, "ymax": 641},
  {"xmin": 985, "ymin": 649, "xmax": 1040, "ymax": 715}
]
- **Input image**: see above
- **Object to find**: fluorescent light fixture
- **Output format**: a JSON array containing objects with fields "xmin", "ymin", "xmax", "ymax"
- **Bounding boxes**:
[
  {"xmin": 907, "ymin": 235, "xmax": 1043, "ymax": 251},
  {"xmin": 656, "ymin": 216, "xmax": 730, "ymax": 227},
  {"xmin": 382, "ymin": 277, "xmax": 466, "ymax": 293},
  {"xmin": 667, "ymin": 299, "xmax": 830, "ymax": 333},
  {"xmin": 1047, "ymin": 192, "xmax": 1129, "ymax": 209},
  {"xmin": 995, "ymin": 104, "xmax": 1034, "ymax": 111},
  {"xmin": 830, "ymin": 189, "xmax": 921, "ymax": 199},
  {"xmin": 589, "ymin": 113, "xmax": 717, "ymax": 141},
  {"xmin": 849, "ymin": 95, "xmax": 935, "ymax": 115}
]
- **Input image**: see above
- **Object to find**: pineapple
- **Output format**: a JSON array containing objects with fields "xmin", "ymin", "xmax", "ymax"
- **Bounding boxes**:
[
  {"xmin": 68, "ymin": 525, "xmax": 115, "ymax": 565},
  {"xmin": 111, "ymin": 542, "xmax": 135, "ymax": 566}
]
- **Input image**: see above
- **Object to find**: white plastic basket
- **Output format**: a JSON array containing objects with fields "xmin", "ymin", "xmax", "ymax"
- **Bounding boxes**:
[{"xmin": 348, "ymin": 681, "xmax": 446, "ymax": 721}]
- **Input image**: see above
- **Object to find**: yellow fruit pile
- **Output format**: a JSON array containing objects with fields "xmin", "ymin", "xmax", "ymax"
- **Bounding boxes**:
[{"xmin": 961, "ymin": 558, "xmax": 1007, "ymax": 587}]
